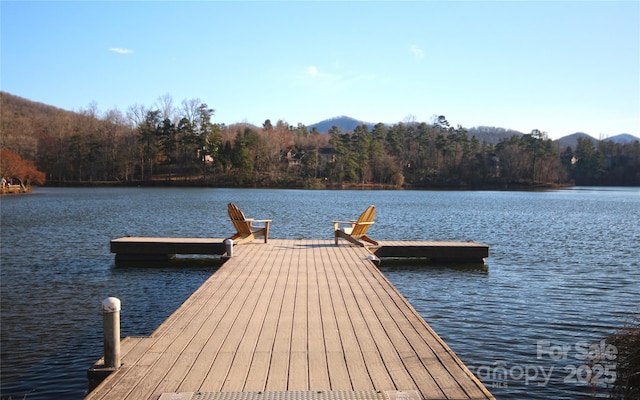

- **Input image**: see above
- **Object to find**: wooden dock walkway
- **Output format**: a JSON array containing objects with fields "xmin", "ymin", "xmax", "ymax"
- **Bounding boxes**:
[{"xmin": 89, "ymin": 240, "xmax": 493, "ymax": 400}]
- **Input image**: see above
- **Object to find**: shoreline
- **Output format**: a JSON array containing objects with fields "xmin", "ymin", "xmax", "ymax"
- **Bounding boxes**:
[
  {"xmin": 11, "ymin": 181, "xmax": 640, "ymax": 193},
  {"xmin": 0, "ymin": 185, "xmax": 30, "ymax": 195},
  {"xmin": 35, "ymin": 180, "xmax": 582, "ymax": 191}
]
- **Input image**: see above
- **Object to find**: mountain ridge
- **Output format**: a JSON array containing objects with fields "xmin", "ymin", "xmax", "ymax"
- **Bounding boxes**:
[
  {"xmin": 307, "ymin": 115, "xmax": 639, "ymax": 146},
  {"xmin": 308, "ymin": 116, "xmax": 377, "ymax": 133}
]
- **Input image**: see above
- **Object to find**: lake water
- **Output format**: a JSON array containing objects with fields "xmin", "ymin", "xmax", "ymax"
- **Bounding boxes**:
[{"xmin": 1, "ymin": 187, "xmax": 638, "ymax": 399}]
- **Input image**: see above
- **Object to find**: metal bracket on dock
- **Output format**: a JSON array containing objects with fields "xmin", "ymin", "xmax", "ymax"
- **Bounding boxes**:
[{"xmin": 87, "ymin": 365, "xmax": 117, "ymax": 392}]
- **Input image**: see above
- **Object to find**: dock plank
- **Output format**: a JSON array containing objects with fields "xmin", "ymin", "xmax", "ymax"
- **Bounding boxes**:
[
  {"xmin": 88, "ymin": 239, "xmax": 494, "ymax": 400},
  {"xmin": 289, "ymin": 241, "xmax": 310, "ymax": 390},
  {"xmin": 345, "ymin": 251, "xmax": 449, "ymax": 393},
  {"xmin": 327, "ymin": 245, "xmax": 373, "ymax": 390},
  {"xmin": 144, "ymin": 245, "xmax": 264, "ymax": 399},
  {"xmin": 220, "ymin": 247, "xmax": 281, "ymax": 392},
  {"xmin": 243, "ymin": 243, "xmax": 289, "ymax": 391},
  {"xmin": 332, "ymin": 244, "xmax": 422, "ymax": 393},
  {"xmin": 318, "ymin": 243, "xmax": 354, "ymax": 390},
  {"xmin": 264, "ymin": 241, "xmax": 298, "ymax": 391},
  {"xmin": 332, "ymin": 245, "xmax": 406, "ymax": 391},
  {"xmin": 306, "ymin": 241, "xmax": 331, "ymax": 389},
  {"xmin": 360, "ymin": 264, "xmax": 469, "ymax": 397},
  {"xmin": 179, "ymin": 243, "xmax": 268, "ymax": 393}
]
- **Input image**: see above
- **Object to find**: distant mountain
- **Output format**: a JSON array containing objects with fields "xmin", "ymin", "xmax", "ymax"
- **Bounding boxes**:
[
  {"xmin": 307, "ymin": 116, "xmax": 639, "ymax": 150},
  {"xmin": 554, "ymin": 132, "xmax": 639, "ymax": 149},
  {"xmin": 227, "ymin": 121, "xmax": 261, "ymax": 132},
  {"xmin": 554, "ymin": 132, "xmax": 598, "ymax": 149},
  {"xmin": 308, "ymin": 116, "xmax": 377, "ymax": 133},
  {"xmin": 308, "ymin": 117, "xmax": 525, "ymax": 145},
  {"xmin": 467, "ymin": 126, "xmax": 523, "ymax": 145},
  {"xmin": 604, "ymin": 133, "xmax": 639, "ymax": 144}
]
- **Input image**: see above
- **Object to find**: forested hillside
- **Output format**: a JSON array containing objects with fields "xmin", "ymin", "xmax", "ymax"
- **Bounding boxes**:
[{"xmin": 1, "ymin": 92, "xmax": 639, "ymax": 188}]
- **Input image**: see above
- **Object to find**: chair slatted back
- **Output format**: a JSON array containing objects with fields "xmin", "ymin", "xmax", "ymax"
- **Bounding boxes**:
[
  {"xmin": 228, "ymin": 203, "xmax": 252, "ymax": 235},
  {"xmin": 350, "ymin": 205, "xmax": 376, "ymax": 238}
]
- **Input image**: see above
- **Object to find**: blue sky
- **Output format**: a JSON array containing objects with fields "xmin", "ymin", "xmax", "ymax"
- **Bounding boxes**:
[{"xmin": 2, "ymin": 1, "xmax": 638, "ymax": 139}]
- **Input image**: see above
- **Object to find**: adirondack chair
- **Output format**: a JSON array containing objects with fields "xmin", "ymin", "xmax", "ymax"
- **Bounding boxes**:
[
  {"xmin": 227, "ymin": 203, "xmax": 271, "ymax": 244},
  {"xmin": 333, "ymin": 205, "xmax": 379, "ymax": 246}
]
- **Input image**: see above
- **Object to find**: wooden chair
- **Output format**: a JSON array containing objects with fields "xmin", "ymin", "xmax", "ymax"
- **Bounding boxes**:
[
  {"xmin": 227, "ymin": 203, "xmax": 271, "ymax": 244},
  {"xmin": 333, "ymin": 205, "xmax": 379, "ymax": 246}
]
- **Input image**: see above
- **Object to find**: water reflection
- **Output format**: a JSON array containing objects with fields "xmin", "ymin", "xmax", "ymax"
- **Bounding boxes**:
[
  {"xmin": 378, "ymin": 258, "xmax": 489, "ymax": 273},
  {"xmin": 113, "ymin": 256, "xmax": 226, "ymax": 269}
]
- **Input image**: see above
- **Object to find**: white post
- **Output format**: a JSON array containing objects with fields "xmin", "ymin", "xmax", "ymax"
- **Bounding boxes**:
[
  {"xmin": 101, "ymin": 297, "xmax": 121, "ymax": 369},
  {"xmin": 224, "ymin": 238, "xmax": 234, "ymax": 257}
]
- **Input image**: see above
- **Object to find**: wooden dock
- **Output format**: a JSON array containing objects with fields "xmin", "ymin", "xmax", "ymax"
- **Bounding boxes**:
[{"xmin": 90, "ymin": 239, "xmax": 493, "ymax": 400}]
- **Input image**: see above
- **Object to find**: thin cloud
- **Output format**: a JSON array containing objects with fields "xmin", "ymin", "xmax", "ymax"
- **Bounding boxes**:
[
  {"xmin": 109, "ymin": 47, "xmax": 134, "ymax": 55},
  {"xmin": 409, "ymin": 45, "xmax": 424, "ymax": 59},
  {"xmin": 301, "ymin": 65, "xmax": 338, "ymax": 86},
  {"xmin": 307, "ymin": 66, "xmax": 319, "ymax": 77},
  {"xmin": 300, "ymin": 65, "xmax": 375, "ymax": 92},
  {"xmin": 332, "ymin": 73, "xmax": 376, "ymax": 91}
]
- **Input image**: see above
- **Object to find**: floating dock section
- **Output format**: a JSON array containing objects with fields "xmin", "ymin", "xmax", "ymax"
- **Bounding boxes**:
[
  {"xmin": 110, "ymin": 237, "xmax": 227, "ymax": 263},
  {"xmin": 89, "ymin": 239, "xmax": 493, "ymax": 400},
  {"xmin": 110, "ymin": 237, "xmax": 488, "ymax": 264}
]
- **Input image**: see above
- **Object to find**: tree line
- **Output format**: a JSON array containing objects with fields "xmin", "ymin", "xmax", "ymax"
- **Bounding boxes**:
[{"xmin": 1, "ymin": 92, "xmax": 639, "ymax": 188}]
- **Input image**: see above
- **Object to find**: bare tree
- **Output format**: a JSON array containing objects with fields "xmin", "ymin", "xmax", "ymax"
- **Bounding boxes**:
[
  {"xmin": 126, "ymin": 103, "xmax": 148, "ymax": 129},
  {"xmin": 181, "ymin": 98, "xmax": 202, "ymax": 125},
  {"xmin": 156, "ymin": 93, "xmax": 177, "ymax": 122}
]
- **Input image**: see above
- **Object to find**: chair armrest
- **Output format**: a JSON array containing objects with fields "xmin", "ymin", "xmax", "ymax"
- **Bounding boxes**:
[{"xmin": 333, "ymin": 221, "xmax": 374, "ymax": 225}]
